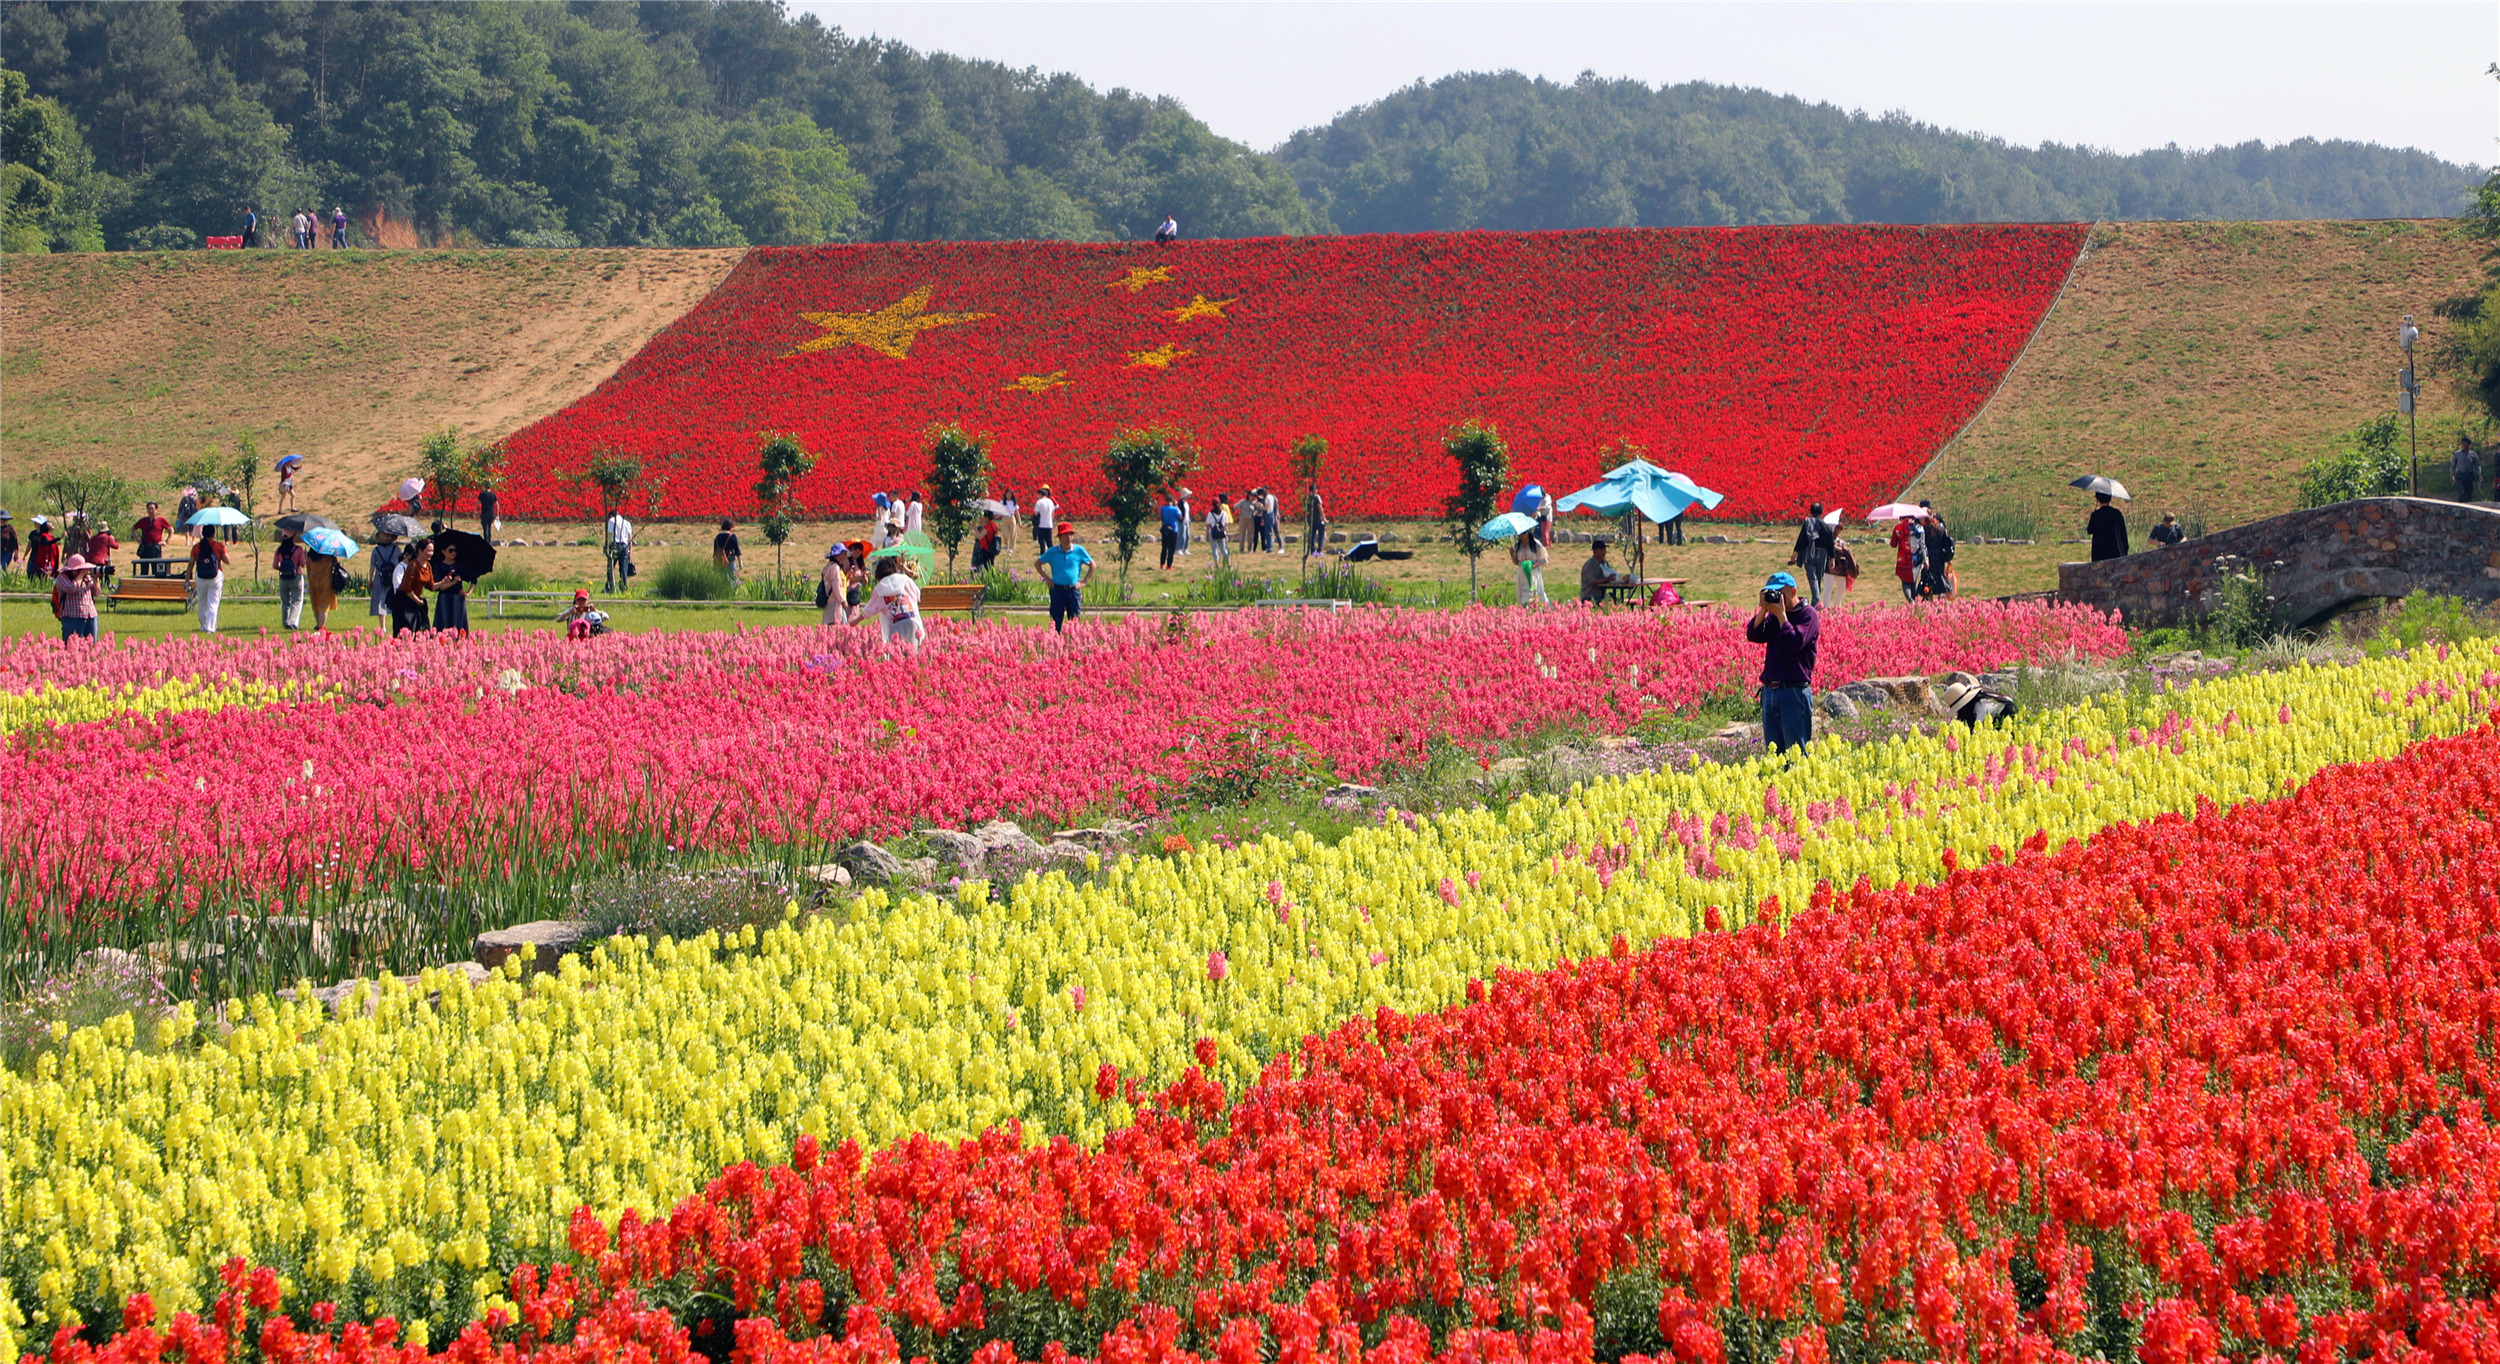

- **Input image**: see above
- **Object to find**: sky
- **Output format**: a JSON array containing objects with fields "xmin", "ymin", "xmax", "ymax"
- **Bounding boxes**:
[{"xmin": 796, "ymin": 3, "xmax": 2498, "ymax": 167}]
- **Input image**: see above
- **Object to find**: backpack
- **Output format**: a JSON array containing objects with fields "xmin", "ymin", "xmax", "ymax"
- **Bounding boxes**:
[
  {"xmin": 1927, "ymin": 526, "xmax": 1956, "ymax": 563},
  {"xmin": 196, "ymin": 546, "xmax": 220, "ymax": 580}
]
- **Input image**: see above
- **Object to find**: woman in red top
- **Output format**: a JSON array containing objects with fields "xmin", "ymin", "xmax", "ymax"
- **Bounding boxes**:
[
  {"xmin": 84, "ymin": 522, "xmax": 118, "ymax": 583},
  {"xmin": 1889, "ymin": 519, "xmax": 1918, "ymax": 604},
  {"xmin": 26, "ymin": 517, "xmax": 61, "ymax": 578}
]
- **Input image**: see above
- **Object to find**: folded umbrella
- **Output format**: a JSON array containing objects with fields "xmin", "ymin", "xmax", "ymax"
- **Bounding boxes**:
[
  {"xmin": 1477, "ymin": 511, "xmax": 1540, "ymax": 541},
  {"xmin": 1866, "ymin": 503, "xmax": 1925, "ymax": 522},
  {"xmin": 184, "ymin": 507, "xmax": 251, "ymax": 528},
  {"xmin": 273, "ymin": 512, "xmax": 339, "ymax": 537},
  {"xmin": 303, "ymin": 526, "xmax": 359, "ymax": 558},
  {"xmin": 2070, "ymin": 475, "xmax": 2131, "ymax": 500}
]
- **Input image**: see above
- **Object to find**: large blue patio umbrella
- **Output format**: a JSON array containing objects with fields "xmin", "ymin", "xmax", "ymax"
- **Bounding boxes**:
[{"xmin": 1552, "ymin": 459, "xmax": 1724, "ymax": 524}]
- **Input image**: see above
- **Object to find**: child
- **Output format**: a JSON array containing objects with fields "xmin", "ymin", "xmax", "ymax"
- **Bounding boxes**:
[{"xmin": 557, "ymin": 587, "xmax": 604, "ymax": 640}]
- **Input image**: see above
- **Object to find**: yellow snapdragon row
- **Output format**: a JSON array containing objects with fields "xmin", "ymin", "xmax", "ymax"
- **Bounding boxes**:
[
  {"xmin": 0, "ymin": 678, "xmax": 311, "ymax": 736},
  {"xmin": 3, "ymin": 644, "xmax": 2495, "ymax": 1343}
]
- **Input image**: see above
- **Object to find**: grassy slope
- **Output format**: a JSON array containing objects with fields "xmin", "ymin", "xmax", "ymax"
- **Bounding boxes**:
[
  {"xmin": 1, "ymin": 247, "xmax": 742, "ymax": 515},
  {"xmin": 1910, "ymin": 220, "xmax": 2487, "ymax": 532}
]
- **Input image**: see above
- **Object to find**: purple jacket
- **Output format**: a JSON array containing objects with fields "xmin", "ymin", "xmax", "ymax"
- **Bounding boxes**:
[{"xmin": 1744, "ymin": 602, "xmax": 1820, "ymax": 685}]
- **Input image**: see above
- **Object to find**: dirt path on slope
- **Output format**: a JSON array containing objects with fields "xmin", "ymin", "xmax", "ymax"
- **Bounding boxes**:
[
  {"xmin": 1911, "ymin": 220, "xmax": 2486, "ymax": 532},
  {"xmin": 2, "ymin": 248, "xmax": 742, "ymax": 514}
]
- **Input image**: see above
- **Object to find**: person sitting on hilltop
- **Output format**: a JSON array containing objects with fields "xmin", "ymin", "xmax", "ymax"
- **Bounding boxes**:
[{"xmin": 1154, "ymin": 213, "xmax": 1179, "ymax": 246}]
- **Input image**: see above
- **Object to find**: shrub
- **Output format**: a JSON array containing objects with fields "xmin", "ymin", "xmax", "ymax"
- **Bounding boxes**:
[
  {"xmin": 2296, "ymin": 415, "xmax": 2407, "ymax": 507},
  {"xmin": 2366, "ymin": 590, "xmax": 2498, "ymax": 655},
  {"xmin": 647, "ymin": 554, "xmax": 732, "ymax": 600}
]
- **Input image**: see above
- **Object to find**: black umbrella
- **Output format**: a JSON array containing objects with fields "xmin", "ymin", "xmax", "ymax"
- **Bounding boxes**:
[
  {"xmin": 274, "ymin": 512, "xmax": 339, "ymax": 537},
  {"xmin": 431, "ymin": 527, "xmax": 497, "ymax": 583},
  {"xmin": 371, "ymin": 512, "xmax": 425, "ymax": 539}
]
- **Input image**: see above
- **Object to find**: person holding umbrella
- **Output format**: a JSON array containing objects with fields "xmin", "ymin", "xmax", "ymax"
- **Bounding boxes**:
[
  {"xmin": 305, "ymin": 535, "xmax": 344, "ymax": 632},
  {"xmin": 51, "ymin": 554, "xmax": 99, "ymax": 641},
  {"xmin": 275, "ymin": 454, "xmax": 304, "ymax": 513},
  {"xmin": 273, "ymin": 528, "xmax": 308, "ymax": 630},
  {"xmin": 2087, "ymin": 495, "xmax": 2128, "ymax": 560},
  {"xmin": 190, "ymin": 526, "xmax": 230, "ymax": 631},
  {"xmin": 1890, "ymin": 515, "xmax": 1923, "ymax": 604},
  {"xmin": 1510, "ymin": 519, "xmax": 1549, "ymax": 606},
  {"xmin": 368, "ymin": 531, "xmax": 402, "ymax": 629},
  {"xmin": 868, "ymin": 553, "xmax": 926, "ymax": 652},
  {"xmin": 430, "ymin": 535, "xmax": 471, "ymax": 635}
]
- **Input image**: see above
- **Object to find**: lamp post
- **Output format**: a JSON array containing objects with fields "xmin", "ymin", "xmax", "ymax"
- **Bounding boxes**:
[{"xmin": 2398, "ymin": 315, "xmax": 2419, "ymax": 495}]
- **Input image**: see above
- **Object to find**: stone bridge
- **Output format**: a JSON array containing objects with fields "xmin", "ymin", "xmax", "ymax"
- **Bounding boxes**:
[{"xmin": 2055, "ymin": 497, "xmax": 2500, "ymax": 629}]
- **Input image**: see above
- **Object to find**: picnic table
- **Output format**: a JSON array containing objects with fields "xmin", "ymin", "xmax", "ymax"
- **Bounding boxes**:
[{"xmin": 1587, "ymin": 577, "xmax": 1693, "ymax": 607}]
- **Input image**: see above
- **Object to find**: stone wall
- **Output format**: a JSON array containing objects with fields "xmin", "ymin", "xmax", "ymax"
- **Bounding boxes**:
[{"xmin": 2055, "ymin": 497, "xmax": 2500, "ymax": 628}]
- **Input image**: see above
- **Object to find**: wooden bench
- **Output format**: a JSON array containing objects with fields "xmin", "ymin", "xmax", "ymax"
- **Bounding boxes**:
[
  {"xmin": 917, "ymin": 583, "xmax": 988, "ymax": 620},
  {"xmin": 110, "ymin": 568, "xmax": 193, "ymax": 607}
]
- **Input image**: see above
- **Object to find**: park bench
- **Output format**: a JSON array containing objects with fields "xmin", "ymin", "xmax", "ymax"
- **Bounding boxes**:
[
  {"xmin": 917, "ymin": 583, "xmax": 987, "ymax": 620},
  {"xmin": 109, "ymin": 564, "xmax": 194, "ymax": 608}
]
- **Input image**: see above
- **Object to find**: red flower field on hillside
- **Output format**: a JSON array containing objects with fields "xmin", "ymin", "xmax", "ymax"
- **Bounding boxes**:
[{"xmin": 497, "ymin": 225, "xmax": 2088, "ymax": 521}]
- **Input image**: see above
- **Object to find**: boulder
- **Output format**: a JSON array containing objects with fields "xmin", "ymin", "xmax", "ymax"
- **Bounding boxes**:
[
  {"xmin": 1836, "ymin": 680, "xmax": 1892, "ymax": 710},
  {"xmin": 921, "ymin": 829, "xmax": 988, "ymax": 873},
  {"xmin": 1039, "ymin": 839, "xmax": 1093, "ymax": 864},
  {"xmin": 900, "ymin": 857, "xmax": 941, "ymax": 884},
  {"xmin": 1325, "ymin": 782, "xmax": 1383, "ymax": 802},
  {"xmin": 837, "ymin": 840, "xmax": 911, "ymax": 885},
  {"xmin": 796, "ymin": 862, "xmax": 854, "ymax": 888},
  {"xmin": 472, "ymin": 920, "xmax": 594, "ymax": 975},
  {"xmin": 974, "ymin": 820, "xmax": 1046, "ymax": 862},
  {"xmin": 1051, "ymin": 827, "xmax": 1133, "ymax": 848},
  {"xmin": 1858, "ymin": 675, "xmax": 1935, "ymax": 711},
  {"xmin": 1818, "ymin": 691, "xmax": 1860, "ymax": 720}
]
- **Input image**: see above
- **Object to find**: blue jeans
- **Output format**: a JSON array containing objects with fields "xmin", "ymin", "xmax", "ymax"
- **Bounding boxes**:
[
  {"xmin": 61, "ymin": 616, "xmax": 96, "ymax": 641},
  {"xmin": 1762, "ymin": 685, "xmax": 1813, "ymax": 752},
  {"xmin": 1049, "ymin": 583, "xmax": 1082, "ymax": 631}
]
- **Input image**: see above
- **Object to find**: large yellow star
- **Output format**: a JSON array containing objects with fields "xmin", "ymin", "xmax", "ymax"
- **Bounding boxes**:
[
  {"xmin": 1005, "ymin": 371, "xmax": 1069, "ymax": 394},
  {"xmin": 787, "ymin": 286, "xmax": 989, "ymax": 359},
  {"xmin": 1166, "ymin": 294, "xmax": 1236, "ymax": 323},
  {"xmin": 1125, "ymin": 343, "xmax": 1194, "ymax": 370},
  {"xmin": 1111, "ymin": 265, "xmax": 1175, "ymax": 293}
]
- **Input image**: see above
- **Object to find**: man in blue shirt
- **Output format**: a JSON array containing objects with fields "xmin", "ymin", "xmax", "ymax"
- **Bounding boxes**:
[
  {"xmin": 1743, "ymin": 571, "xmax": 1820, "ymax": 753},
  {"xmin": 1159, "ymin": 496, "xmax": 1182, "ymax": 569},
  {"xmin": 1036, "ymin": 523, "xmax": 1095, "ymax": 631}
]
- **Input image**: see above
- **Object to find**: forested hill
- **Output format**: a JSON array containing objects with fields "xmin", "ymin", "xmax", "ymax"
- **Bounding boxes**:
[
  {"xmin": 1275, "ymin": 73, "xmax": 2482, "ymax": 233},
  {"xmin": 0, "ymin": 0, "xmax": 1313, "ymax": 252},
  {"xmin": 0, "ymin": 2, "xmax": 2482, "ymax": 256}
]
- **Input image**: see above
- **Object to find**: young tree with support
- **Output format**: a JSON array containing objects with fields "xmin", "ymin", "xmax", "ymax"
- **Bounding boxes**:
[
  {"xmin": 1441, "ymin": 419, "xmax": 1510, "ymax": 599},
  {"xmin": 753, "ymin": 431, "xmax": 816, "ymax": 587},
  {"xmin": 1101, "ymin": 426, "xmax": 1201, "ymax": 592},
  {"xmin": 923, "ymin": 424, "xmax": 994, "ymax": 581}
]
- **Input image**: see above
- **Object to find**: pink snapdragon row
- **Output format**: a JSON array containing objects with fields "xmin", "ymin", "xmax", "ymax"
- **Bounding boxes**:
[{"xmin": 4, "ymin": 602, "xmax": 2125, "ymax": 920}]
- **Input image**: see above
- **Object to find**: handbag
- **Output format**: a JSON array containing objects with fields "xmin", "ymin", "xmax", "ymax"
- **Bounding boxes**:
[{"xmin": 815, "ymin": 577, "xmax": 830, "ymax": 609}]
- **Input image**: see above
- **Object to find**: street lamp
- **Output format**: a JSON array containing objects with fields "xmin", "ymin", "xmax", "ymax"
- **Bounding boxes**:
[{"xmin": 2398, "ymin": 315, "xmax": 2419, "ymax": 495}]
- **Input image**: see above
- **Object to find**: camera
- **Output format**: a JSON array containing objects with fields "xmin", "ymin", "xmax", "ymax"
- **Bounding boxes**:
[{"xmin": 1761, "ymin": 587, "xmax": 1783, "ymax": 603}]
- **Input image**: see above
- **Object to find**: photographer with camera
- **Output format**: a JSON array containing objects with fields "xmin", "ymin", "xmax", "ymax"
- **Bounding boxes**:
[{"xmin": 1744, "ymin": 570, "xmax": 1820, "ymax": 753}]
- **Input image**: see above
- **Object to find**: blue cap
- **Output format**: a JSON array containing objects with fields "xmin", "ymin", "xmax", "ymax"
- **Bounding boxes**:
[{"xmin": 1764, "ymin": 571, "xmax": 1797, "ymax": 592}]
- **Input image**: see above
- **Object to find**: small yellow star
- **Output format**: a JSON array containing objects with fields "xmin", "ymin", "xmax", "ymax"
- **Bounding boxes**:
[
  {"xmin": 1111, "ymin": 265, "xmax": 1175, "ymax": 293},
  {"xmin": 1005, "ymin": 371, "xmax": 1069, "ymax": 394},
  {"xmin": 787, "ymin": 286, "xmax": 989, "ymax": 359},
  {"xmin": 1125, "ymin": 343, "xmax": 1194, "ymax": 369},
  {"xmin": 1166, "ymin": 294, "xmax": 1236, "ymax": 323}
]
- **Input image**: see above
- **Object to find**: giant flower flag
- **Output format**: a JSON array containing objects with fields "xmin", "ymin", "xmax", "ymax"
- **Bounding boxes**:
[{"xmin": 498, "ymin": 225, "xmax": 2088, "ymax": 521}]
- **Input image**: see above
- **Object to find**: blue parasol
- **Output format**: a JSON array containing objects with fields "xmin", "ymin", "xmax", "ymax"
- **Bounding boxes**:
[{"xmin": 1477, "ymin": 512, "xmax": 1540, "ymax": 541}]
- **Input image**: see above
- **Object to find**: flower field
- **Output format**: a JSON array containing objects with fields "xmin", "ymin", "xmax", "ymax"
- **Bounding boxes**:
[
  {"xmin": 5, "ymin": 638, "xmax": 2496, "ymax": 1362},
  {"xmin": 1, "ymin": 601, "xmax": 2123, "ymax": 939},
  {"xmin": 492, "ymin": 225, "xmax": 2089, "ymax": 522}
]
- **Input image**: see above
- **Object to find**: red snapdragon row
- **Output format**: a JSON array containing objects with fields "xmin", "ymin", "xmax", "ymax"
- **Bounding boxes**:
[
  {"xmin": 494, "ymin": 225, "xmax": 2089, "ymax": 523},
  {"xmin": 4, "ymin": 602, "xmax": 2125, "ymax": 923},
  {"xmin": 54, "ymin": 717, "xmax": 2500, "ymax": 1364}
]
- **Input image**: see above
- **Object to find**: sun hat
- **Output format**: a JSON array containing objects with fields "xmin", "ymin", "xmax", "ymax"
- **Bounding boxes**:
[
  {"xmin": 1764, "ymin": 571, "xmax": 1798, "ymax": 592},
  {"xmin": 1934, "ymin": 679, "xmax": 1982, "ymax": 714},
  {"xmin": 32, "ymin": 515, "xmax": 49, "ymax": 526},
  {"xmin": 59, "ymin": 554, "xmax": 91, "ymax": 573}
]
